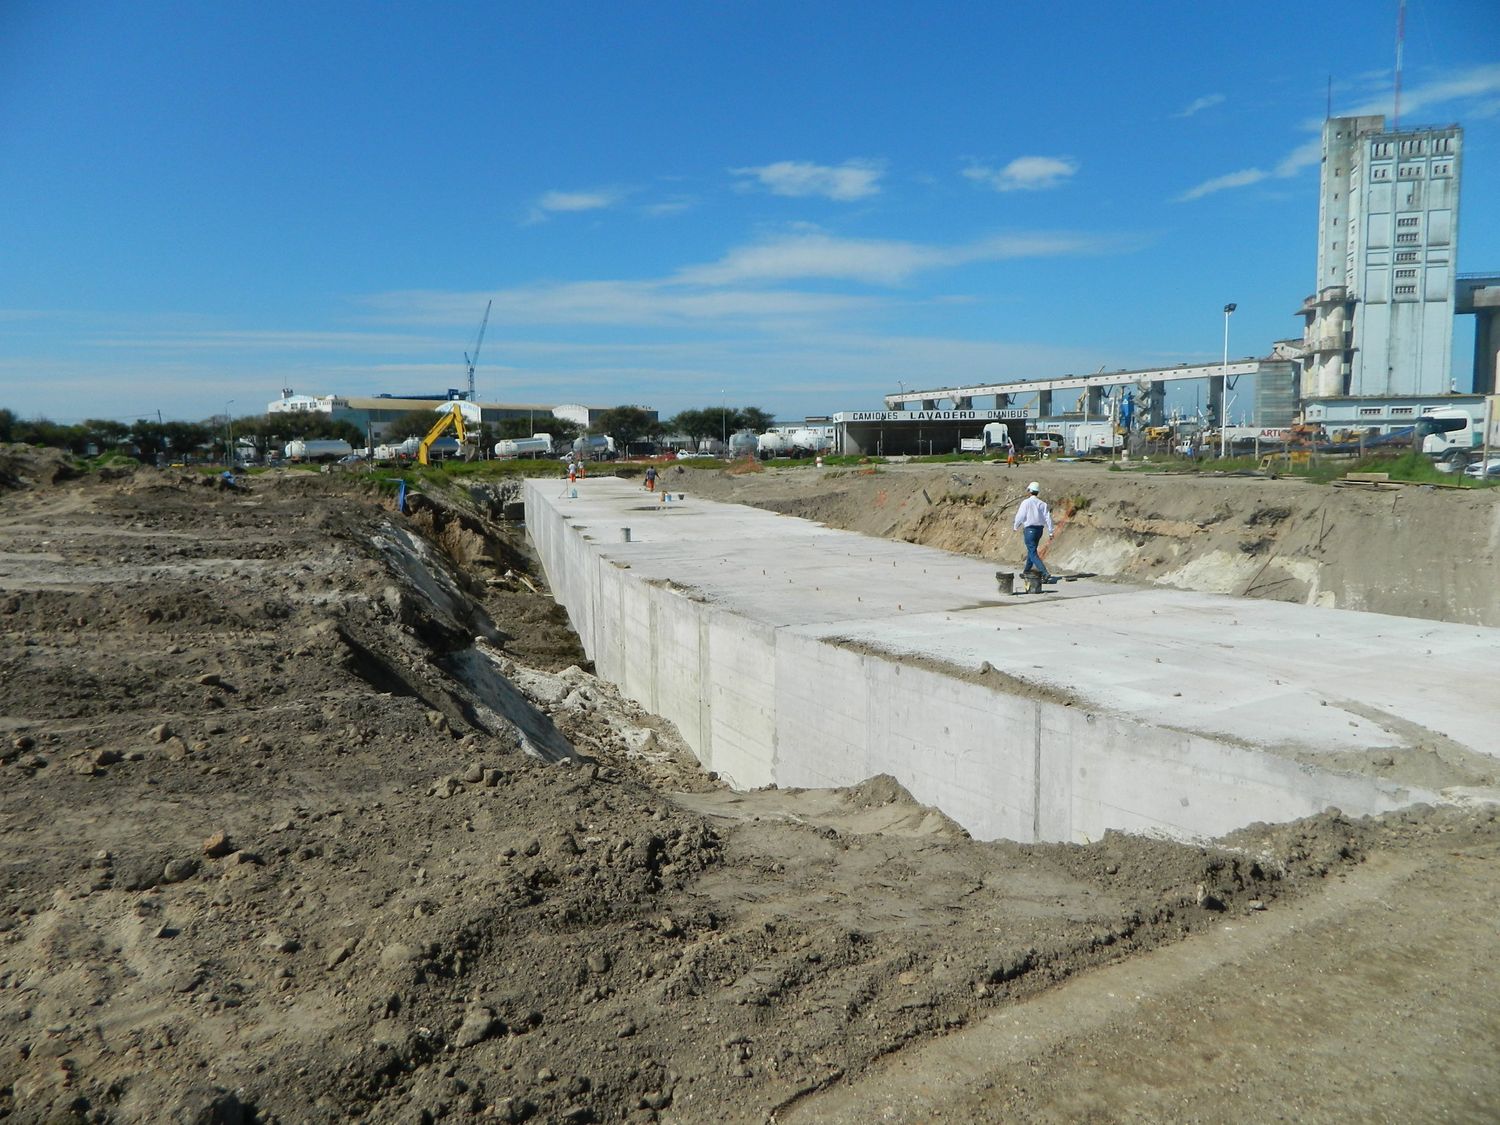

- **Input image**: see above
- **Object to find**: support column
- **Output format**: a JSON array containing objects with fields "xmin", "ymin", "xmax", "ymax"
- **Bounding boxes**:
[
  {"xmin": 921, "ymin": 399, "xmax": 938, "ymax": 412},
  {"xmin": 1206, "ymin": 376, "xmax": 1224, "ymax": 428},
  {"xmin": 996, "ymin": 393, "xmax": 1012, "ymax": 409},
  {"xmin": 1146, "ymin": 382, "xmax": 1166, "ymax": 427},
  {"xmin": 953, "ymin": 396, "xmax": 972, "ymax": 410},
  {"xmin": 1037, "ymin": 391, "xmax": 1053, "ymax": 419},
  {"xmin": 1475, "ymin": 309, "xmax": 1499, "ymax": 395},
  {"xmin": 1086, "ymin": 386, "xmax": 1104, "ymax": 417}
]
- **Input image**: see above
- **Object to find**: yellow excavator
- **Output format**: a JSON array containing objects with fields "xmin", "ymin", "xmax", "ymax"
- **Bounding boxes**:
[{"xmin": 417, "ymin": 404, "xmax": 478, "ymax": 466}]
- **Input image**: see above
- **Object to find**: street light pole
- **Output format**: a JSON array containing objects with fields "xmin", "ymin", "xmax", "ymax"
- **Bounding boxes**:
[
  {"xmin": 1220, "ymin": 304, "xmax": 1235, "ymax": 458},
  {"xmin": 721, "ymin": 389, "xmax": 726, "ymax": 452},
  {"xmin": 225, "ymin": 399, "xmax": 235, "ymax": 465}
]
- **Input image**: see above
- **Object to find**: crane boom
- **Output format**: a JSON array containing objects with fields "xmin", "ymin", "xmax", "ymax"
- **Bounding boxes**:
[{"xmin": 464, "ymin": 300, "xmax": 492, "ymax": 402}]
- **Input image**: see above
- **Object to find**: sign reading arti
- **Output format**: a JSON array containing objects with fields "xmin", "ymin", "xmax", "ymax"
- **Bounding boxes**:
[{"xmin": 836, "ymin": 409, "xmax": 1033, "ymax": 423}]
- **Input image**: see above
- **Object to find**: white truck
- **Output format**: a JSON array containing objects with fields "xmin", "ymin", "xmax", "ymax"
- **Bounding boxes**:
[
  {"xmin": 1066, "ymin": 422, "xmax": 1123, "ymax": 455},
  {"xmin": 728, "ymin": 430, "xmax": 760, "ymax": 458},
  {"xmin": 756, "ymin": 429, "xmax": 792, "ymax": 457},
  {"xmin": 373, "ymin": 437, "xmax": 420, "ymax": 462},
  {"xmin": 572, "ymin": 434, "xmax": 617, "ymax": 460},
  {"xmin": 757, "ymin": 426, "xmax": 833, "ymax": 457},
  {"xmin": 494, "ymin": 433, "xmax": 554, "ymax": 459},
  {"xmin": 1419, "ymin": 408, "xmax": 1480, "ymax": 467},
  {"xmin": 961, "ymin": 422, "xmax": 1015, "ymax": 454},
  {"xmin": 283, "ymin": 438, "xmax": 354, "ymax": 462}
]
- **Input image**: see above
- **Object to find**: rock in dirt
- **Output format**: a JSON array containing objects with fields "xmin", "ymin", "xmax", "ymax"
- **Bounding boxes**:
[
  {"xmin": 454, "ymin": 1005, "xmax": 498, "ymax": 1047},
  {"xmin": 325, "ymin": 937, "xmax": 358, "ymax": 970},
  {"xmin": 161, "ymin": 857, "xmax": 200, "ymax": 884},
  {"xmin": 202, "ymin": 830, "xmax": 234, "ymax": 858}
]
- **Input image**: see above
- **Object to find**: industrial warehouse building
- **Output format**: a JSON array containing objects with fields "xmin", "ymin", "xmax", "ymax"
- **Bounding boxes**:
[
  {"xmin": 882, "ymin": 112, "xmax": 1497, "ymax": 442},
  {"xmin": 266, "ymin": 389, "xmax": 650, "ymax": 440}
]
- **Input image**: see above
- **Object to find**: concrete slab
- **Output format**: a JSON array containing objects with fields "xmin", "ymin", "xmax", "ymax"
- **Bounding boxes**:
[{"xmin": 526, "ymin": 477, "xmax": 1500, "ymax": 842}]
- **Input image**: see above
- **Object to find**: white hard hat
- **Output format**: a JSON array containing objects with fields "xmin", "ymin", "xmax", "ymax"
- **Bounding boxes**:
[{"xmin": 1027, "ymin": 481, "xmax": 1040, "ymax": 493}]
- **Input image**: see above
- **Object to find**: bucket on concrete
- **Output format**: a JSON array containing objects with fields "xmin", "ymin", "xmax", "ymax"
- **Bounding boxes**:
[
  {"xmin": 620, "ymin": 527, "xmax": 632, "ymax": 542},
  {"xmin": 995, "ymin": 570, "xmax": 1015, "ymax": 594}
]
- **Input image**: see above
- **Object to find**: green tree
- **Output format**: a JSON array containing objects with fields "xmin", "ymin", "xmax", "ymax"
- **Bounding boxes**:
[
  {"xmin": 669, "ymin": 405, "xmax": 774, "ymax": 444},
  {"xmin": 736, "ymin": 406, "xmax": 775, "ymax": 433},
  {"xmin": 593, "ymin": 406, "xmax": 661, "ymax": 449},
  {"xmin": 81, "ymin": 419, "xmax": 132, "ymax": 451},
  {"xmin": 0, "ymin": 408, "xmax": 15, "ymax": 443},
  {"xmin": 548, "ymin": 418, "xmax": 583, "ymax": 447},
  {"xmin": 668, "ymin": 409, "xmax": 711, "ymax": 443}
]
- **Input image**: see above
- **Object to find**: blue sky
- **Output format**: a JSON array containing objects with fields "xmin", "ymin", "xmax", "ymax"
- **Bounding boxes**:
[{"xmin": 2, "ymin": 0, "xmax": 1497, "ymax": 425}]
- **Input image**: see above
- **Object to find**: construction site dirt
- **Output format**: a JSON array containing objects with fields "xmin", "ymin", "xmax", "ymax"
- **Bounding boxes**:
[{"xmin": 1, "ymin": 447, "xmax": 1497, "ymax": 1124}]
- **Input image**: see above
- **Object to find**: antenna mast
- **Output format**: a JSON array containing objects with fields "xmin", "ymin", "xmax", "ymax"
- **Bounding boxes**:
[{"xmin": 1393, "ymin": 0, "xmax": 1406, "ymax": 129}]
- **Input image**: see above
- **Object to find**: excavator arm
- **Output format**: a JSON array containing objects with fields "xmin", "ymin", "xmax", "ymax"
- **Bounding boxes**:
[{"xmin": 417, "ymin": 405, "xmax": 468, "ymax": 466}]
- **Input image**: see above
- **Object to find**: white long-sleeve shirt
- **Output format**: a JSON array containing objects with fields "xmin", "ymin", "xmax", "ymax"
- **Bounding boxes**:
[{"xmin": 1013, "ymin": 495, "xmax": 1053, "ymax": 534}]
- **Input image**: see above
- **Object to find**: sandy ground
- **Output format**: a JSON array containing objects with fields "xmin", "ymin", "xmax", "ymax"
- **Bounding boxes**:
[{"xmin": 1, "ymin": 447, "xmax": 1498, "ymax": 1123}]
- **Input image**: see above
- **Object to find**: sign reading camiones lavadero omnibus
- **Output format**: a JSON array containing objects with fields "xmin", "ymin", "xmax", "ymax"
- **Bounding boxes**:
[{"xmin": 835, "ymin": 409, "xmax": 1034, "ymax": 422}]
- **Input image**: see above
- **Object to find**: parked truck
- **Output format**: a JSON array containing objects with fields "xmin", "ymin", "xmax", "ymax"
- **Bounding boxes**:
[
  {"xmin": 494, "ymin": 433, "xmax": 554, "ymax": 459},
  {"xmin": 572, "ymin": 434, "xmax": 617, "ymax": 461},
  {"xmin": 1066, "ymin": 422, "xmax": 1123, "ymax": 455},
  {"xmin": 373, "ymin": 437, "xmax": 420, "ymax": 463},
  {"xmin": 1418, "ymin": 408, "xmax": 1481, "ymax": 467},
  {"xmin": 283, "ymin": 439, "xmax": 354, "ymax": 462}
]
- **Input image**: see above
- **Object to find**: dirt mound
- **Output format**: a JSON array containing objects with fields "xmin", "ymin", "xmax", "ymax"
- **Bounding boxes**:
[
  {"xmin": 2, "ymin": 464, "xmax": 1498, "ymax": 1122},
  {"xmin": 0, "ymin": 443, "xmax": 79, "ymax": 491}
]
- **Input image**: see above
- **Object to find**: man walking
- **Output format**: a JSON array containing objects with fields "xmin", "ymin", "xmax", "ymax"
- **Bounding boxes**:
[{"xmin": 1013, "ymin": 481, "xmax": 1057, "ymax": 582}]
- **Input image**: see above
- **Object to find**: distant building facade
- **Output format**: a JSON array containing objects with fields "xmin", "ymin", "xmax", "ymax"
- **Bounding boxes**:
[
  {"xmin": 1301, "ymin": 116, "xmax": 1463, "ymax": 398},
  {"xmin": 268, "ymin": 389, "xmax": 337, "ymax": 415},
  {"xmin": 263, "ymin": 390, "xmax": 649, "ymax": 441}
]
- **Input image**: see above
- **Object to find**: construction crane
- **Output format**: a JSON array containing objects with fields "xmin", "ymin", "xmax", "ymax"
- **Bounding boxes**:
[{"xmin": 465, "ymin": 300, "xmax": 492, "ymax": 402}]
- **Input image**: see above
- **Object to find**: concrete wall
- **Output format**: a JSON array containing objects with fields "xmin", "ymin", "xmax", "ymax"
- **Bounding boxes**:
[{"xmin": 525, "ymin": 480, "xmax": 1440, "ymax": 845}]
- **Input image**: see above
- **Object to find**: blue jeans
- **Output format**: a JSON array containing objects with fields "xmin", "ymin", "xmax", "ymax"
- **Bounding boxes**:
[{"xmin": 1022, "ymin": 525, "xmax": 1051, "ymax": 579}]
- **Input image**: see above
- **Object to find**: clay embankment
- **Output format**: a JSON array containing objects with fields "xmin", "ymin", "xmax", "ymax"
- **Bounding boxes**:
[{"xmin": 677, "ymin": 461, "xmax": 1500, "ymax": 626}]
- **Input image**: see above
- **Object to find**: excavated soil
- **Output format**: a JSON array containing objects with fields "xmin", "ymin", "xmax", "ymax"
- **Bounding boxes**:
[{"xmin": 1, "ymin": 448, "xmax": 1498, "ymax": 1123}]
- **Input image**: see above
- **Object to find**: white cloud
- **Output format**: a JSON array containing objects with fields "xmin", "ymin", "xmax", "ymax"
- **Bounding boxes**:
[
  {"xmin": 87, "ymin": 329, "xmax": 444, "ymax": 351},
  {"xmin": 537, "ymin": 189, "xmax": 619, "ymax": 212},
  {"xmin": 964, "ymin": 156, "xmax": 1078, "ymax": 192},
  {"xmin": 1273, "ymin": 138, "xmax": 1323, "ymax": 177},
  {"xmin": 641, "ymin": 195, "xmax": 697, "ymax": 217},
  {"xmin": 364, "ymin": 282, "xmax": 886, "ymax": 328},
  {"xmin": 678, "ymin": 229, "xmax": 1126, "ymax": 287},
  {"xmin": 1181, "ymin": 63, "xmax": 1500, "ymax": 202},
  {"xmin": 1176, "ymin": 168, "xmax": 1270, "ymax": 202},
  {"xmin": 1342, "ymin": 62, "xmax": 1500, "ymax": 119},
  {"xmin": 526, "ymin": 187, "xmax": 625, "ymax": 223},
  {"xmin": 732, "ymin": 159, "xmax": 885, "ymax": 201},
  {"xmin": 1174, "ymin": 93, "xmax": 1225, "ymax": 118}
]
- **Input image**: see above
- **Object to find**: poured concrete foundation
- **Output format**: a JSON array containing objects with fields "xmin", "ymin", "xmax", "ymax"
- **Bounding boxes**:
[{"xmin": 525, "ymin": 477, "xmax": 1500, "ymax": 843}]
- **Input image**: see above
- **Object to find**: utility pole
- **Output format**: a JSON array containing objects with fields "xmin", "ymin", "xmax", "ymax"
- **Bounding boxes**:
[{"xmin": 1220, "ymin": 304, "xmax": 1236, "ymax": 458}]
